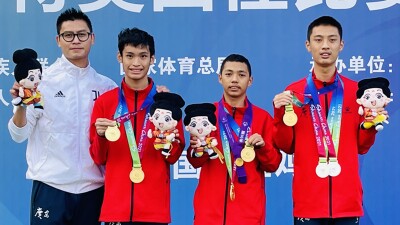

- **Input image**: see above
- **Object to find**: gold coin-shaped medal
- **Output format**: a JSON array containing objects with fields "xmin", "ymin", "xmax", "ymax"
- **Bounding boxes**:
[
  {"xmin": 241, "ymin": 145, "xmax": 256, "ymax": 162},
  {"xmin": 129, "ymin": 167, "xmax": 145, "ymax": 183},
  {"xmin": 105, "ymin": 125, "xmax": 121, "ymax": 142},
  {"xmin": 235, "ymin": 158, "xmax": 244, "ymax": 167},
  {"xmin": 283, "ymin": 111, "xmax": 298, "ymax": 127}
]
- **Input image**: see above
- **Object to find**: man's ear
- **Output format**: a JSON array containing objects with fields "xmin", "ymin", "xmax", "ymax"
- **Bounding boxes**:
[
  {"xmin": 117, "ymin": 52, "xmax": 122, "ymax": 63},
  {"xmin": 211, "ymin": 125, "xmax": 217, "ymax": 131},
  {"xmin": 356, "ymin": 98, "xmax": 362, "ymax": 105},
  {"xmin": 185, "ymin": 126, "xmax": 190, "ymax": 132},
  {"xmin": 91, "ymin": 33, "xmax": 95, "ymax": 45},
  {"xmin": 305, "ymin": 40, "xmax": 311, "ymax": 53},
  {"xmin": 339, "ymin": 40, "xmax": 344, "ymax": 52},
  {"xmin": 248, "ymin": 76, "xmax": 253, "ymax": 87},
  {"xmin": 56, "ymin": 35, "xmax": 61, "ymax": 47}
]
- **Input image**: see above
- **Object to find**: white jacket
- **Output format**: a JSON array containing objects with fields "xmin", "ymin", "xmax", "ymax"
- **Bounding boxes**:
[{"xmin": 8, "ymin": 55, "xmax": 117, "ymax": 194}]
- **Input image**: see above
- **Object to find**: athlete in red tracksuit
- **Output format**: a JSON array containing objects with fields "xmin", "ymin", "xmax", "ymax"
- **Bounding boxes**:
[
  {"xmin": 273, "ymin": 73, "xmax": 376, "ymax": 219},
  {"xmin": 187, "ymin": 54, "xmax": 282, "ymax": 225},
  {"xmin": 272, "ymin": 16, "xmax": 380, "ymax": 225},
  {"xmin": 89, "ymin": 28, "xmax": 185, "ymax": 225},
  {"xmin": 90, "ymin": 79, "xmax": 185, "ymax": 223}
]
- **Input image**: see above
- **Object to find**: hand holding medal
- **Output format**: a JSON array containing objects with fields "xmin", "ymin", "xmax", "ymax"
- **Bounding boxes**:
[
  {"xmin": 241, "ymin": 141, "xmax": 255, "ymax": 163},
  {"xmin": 274, "ymin": 90, "xmax": 312, "ymax": 127},
  {"xmin": 105, "ymin": 122, "xmax": 121, "ymax": 142},
  {"xmin": 282, "ymin": 91, "xmax": 298, "ymax": 127},
  {"xmin": 283, "ymin": 103, "xmax": 298, "ymax": 126},
  {"xmin": 95, "ymin": 118, "xmax": 121, "ymax": 142}
]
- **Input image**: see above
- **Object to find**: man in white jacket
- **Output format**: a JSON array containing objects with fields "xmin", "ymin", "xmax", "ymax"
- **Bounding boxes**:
[{"xmin": 8, "ymin": 8, "xmax": 116, "ymax": 225}]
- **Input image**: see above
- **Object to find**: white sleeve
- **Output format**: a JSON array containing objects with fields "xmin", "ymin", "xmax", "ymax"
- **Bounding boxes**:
[{"xmin": 8, "ymin": 105, "xmax": 41, "ymax": 143}]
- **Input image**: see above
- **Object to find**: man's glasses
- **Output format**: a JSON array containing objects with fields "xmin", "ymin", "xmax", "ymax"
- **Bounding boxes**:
[{"xmin": 59, "ymin": 32, "xmax": 92, "ymax": 42}]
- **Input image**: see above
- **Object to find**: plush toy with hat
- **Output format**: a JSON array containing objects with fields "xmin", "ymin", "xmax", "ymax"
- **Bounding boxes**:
[
  {"xmin": 147, "ymin": 92, "xmax": 185, "ymax": 156},
  {"xmin": 356, "ymin": 77, "xmax": 393, "ymax": 131},
  {"xmin": 12, "ymin": 48, "xmax": 43, "ymax": 109},
  {"xmin": 184, "ymin": 103, "xmax": 224, "ymax": 162}
]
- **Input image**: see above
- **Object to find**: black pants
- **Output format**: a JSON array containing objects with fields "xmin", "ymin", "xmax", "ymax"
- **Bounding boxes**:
[
  {"xmin": 294, "ymin": 217, "xmax": 359, "ymax": 225},
  {"xmin": 31, "ymin": 180, "xmax": 104, "ymax": 225}
]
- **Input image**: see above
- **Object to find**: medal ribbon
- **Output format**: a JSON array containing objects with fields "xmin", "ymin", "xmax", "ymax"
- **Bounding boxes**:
[
  {"xmin": 291, "ymin": 91, "xmax": 312, "ymax": 107},
  {"xmin": 218, "ymin": 99, "xmax": 253, "ymax": 184},
  {"xmin": 306, "ymin": 73, "xmax": 343, "ymax": 164},
  {"xmin": 114, "ymin": 83, "xmax": 157, "ymax": 168}
]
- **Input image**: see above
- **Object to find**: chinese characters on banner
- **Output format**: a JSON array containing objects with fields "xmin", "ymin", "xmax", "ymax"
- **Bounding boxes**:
[
  {"xmin": 16, "ymin": 0, "xmax": 399, "ymax": 13},
  {"xmin": 0, "ymin": 55, "xmax": 395, "ymax": 107}
]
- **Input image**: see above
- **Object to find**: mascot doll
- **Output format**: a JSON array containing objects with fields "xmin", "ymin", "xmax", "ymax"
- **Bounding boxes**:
[
  {"xmin": 147, "ymin": 92, "xmax": 185, "ymax": 156},
  {"xmin": 356, "ymin": 77, "xmax": 393, "ymax": 131},
  {"xmin": 12, "ymin": 48, "xmax": 43, "ymax": 109},
  {"xmin": 184, "ymin": 103, "xmax": 224, "ymax": 163}
]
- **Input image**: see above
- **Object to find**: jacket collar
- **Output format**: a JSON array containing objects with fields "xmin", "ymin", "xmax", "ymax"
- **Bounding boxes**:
[
  {"xmin": 221, "ymin": 96, "xmax": 249, "ymax": 116},
  {"xmin": 121, "ymin": 77, "xmax": 154, "ymax": 102},
  {"xmin": 58, "ymin": 55, "xmax": 92, "ymax": 77},
  {"xmin": 312, "ymin": 69, "xmax": 337, "ymax": 89}
]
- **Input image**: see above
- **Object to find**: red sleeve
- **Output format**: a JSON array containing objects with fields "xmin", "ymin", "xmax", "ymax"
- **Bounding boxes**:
[
  {"xmin": 272, "ymin": 105, "xmax": 295, "ymax": 154},
  {"xmin": 186, "ymin": 141, "xmax": 210, "ymax": 168},
  {"xmin": 164, "ymin": 120, "xmax": 186, "ymax": 164},
  {"xmin": 89, "ymin": 97, "xmax": 109, "ymax": 166},
  {"xmin": 256, "ymin": 113, "xmax": 283, "ymax": 172},
  {"xmin": 357, "ymin": 114, "xmax": 377, "ymax": 155}
]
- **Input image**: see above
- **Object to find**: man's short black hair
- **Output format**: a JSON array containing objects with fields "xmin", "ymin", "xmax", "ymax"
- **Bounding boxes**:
[
  {"xmin": 56, "ymin": 8, "xmax": 93, "ymax": 34},
  {"xmin": 118, "ymin": 28, "xmax": 155, "ymax": 56},
  {"xmin": 307, "ymin": 16, "xmax": 342, "ymax": 41},
  {"xmin": 219, "ymin": 54, "xmax": 252, "ymax": 77}
]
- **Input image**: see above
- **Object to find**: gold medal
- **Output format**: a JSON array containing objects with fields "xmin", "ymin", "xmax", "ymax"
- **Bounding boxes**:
[
  {"xmin": 105, "ymin": 125, "xmax": 121, "ymax": 142},
  {"xmin": 241, "ymin": 144, "xmax": 255, "ymax": 163},
  {"xmin": 229, "ymin": 183, "xmax": 235, "ymax": 201},
  {"xmin": 129, "ymin": 167, "xmax": 145, "ymax": 183},
  {"xmin": 283, "ymin": 103, "xmax": 298, "ymax": 127},
  {"xmin": 235, "ymin": 158, "xmax": 244, "ymax": 167}
]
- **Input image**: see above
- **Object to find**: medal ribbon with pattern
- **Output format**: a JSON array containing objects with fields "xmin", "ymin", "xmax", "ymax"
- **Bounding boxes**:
[
  {"xmin": 283, "ymin": 91, "xmax": 312, "ymax": 126},
  {"xmin": 306, "ymin": 73, "xmax": 343, "ymax": 178},
  {"xmin": 114, "ymin": 83, "xmax": 157, "ymax": 183},
  {"xmin": 218, "ymin": 98, "xmax": 253, "ymax": 199}
]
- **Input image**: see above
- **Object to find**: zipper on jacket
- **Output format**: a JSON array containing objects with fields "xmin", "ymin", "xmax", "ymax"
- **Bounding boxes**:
[
  {"xmin": 130, "ymin": 90, "xmax": 139, "ymax": 221},
  {"xmin": 323, "ymin": 82, "xmax": 333, "ymax": 218},
  {"xmin": 75, "ymin": 75, "xmax": 82, "ymax": 188},
  {"xmin": 222, "ymin": 107, "xmax": 237, "ymax": 225},
  {"xmin": 223, "ymin": 172, "xmax": 229, "ymax": 225}
]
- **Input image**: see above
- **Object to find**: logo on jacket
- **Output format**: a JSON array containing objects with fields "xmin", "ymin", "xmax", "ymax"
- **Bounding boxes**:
[
  {"xmin": 54, "ymin": 91, "xmax": 65, "ymax": 98},
  {"xmin": 301, "ymin": 107, "xmax": 308, "ymax": 117},
  {"xmin": 92, "ymin": 90, "xmax": 100, "ymax": 101}
]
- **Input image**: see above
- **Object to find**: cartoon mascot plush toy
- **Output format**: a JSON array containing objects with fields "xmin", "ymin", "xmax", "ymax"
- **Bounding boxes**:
[
  {"xmin": 184, "ymin": 103, "xmax": 224, "ymax": 162},
  {"xmin": 12, "ymin": 48, "xmax": 43, "ymax": 109},
  {"xmin": 356, "ymin": 77, "xmax": 393, "ymax": 131},
  {"xmin": 147, "ymin": 92, "xmax": 185, "ymax": 156}
]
